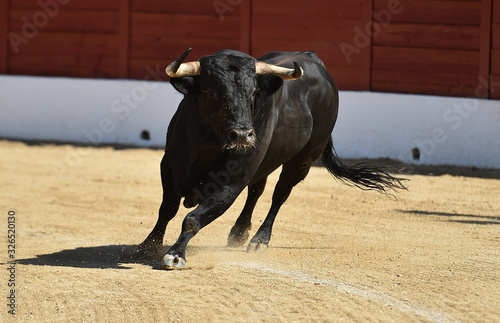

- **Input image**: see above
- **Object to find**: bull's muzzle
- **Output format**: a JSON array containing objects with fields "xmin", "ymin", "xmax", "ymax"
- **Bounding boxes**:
[{"xmin": 226, "ymin": 127, "xmax": 256, "ymax": 150}]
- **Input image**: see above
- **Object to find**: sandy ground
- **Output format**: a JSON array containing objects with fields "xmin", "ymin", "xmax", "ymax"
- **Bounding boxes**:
[{"xmin": 0, "ymin": 140, "xmax": 499, "ymax": 322}]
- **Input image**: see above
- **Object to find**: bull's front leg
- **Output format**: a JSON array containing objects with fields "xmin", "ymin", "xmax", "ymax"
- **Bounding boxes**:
[
  {"xmin": 163, "ymin": 186, "xmax": 242, "ymax": 269},
  {"xmin": 135, "ymin": 191, "xmax": 180, "ymax": 259},
  {"xmin": 134, "ymin": 157, "xmax": 181, "ymax": 260}
]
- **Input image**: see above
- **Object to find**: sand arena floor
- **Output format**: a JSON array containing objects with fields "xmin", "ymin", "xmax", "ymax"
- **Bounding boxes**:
[{"xmin": 1, "ymin": 140, "xmax": 499, "ymax": 322}]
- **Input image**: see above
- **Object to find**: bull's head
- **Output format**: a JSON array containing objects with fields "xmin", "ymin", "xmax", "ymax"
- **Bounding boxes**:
[{"xmin": 166, "ymin": 48, "xmax": 303, "ymax": 151}]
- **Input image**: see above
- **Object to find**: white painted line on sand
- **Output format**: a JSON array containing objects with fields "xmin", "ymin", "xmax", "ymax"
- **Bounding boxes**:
[{"xmin": 226, "ymin": 261, "xmax": 456, "ymax": 323}]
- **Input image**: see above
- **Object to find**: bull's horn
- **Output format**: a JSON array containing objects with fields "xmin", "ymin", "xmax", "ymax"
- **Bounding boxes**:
[
  {"xmin": 165, "ymin": 48, "xmax": 201, "ymax": 78},
  {"xmin": 255, "ymin": 61, "xmax": 303, "ymax": 80}
]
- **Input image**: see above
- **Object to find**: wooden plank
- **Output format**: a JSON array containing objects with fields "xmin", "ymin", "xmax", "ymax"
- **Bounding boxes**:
[
  {"xmin": 240, "ymin": 0, "xmax": 252, "ymax": 54},
  {"xmin": 372, "ymin": 46, "xmax": 479, "ymax": 74},
  {"xmin": 118, "ymin": 0, "xmax": 131, "ymax": 78},
  {"xmin": 132, "ymin": 0, "xmax": 240, "ymax": 16},
  {"xmin": 251, "ymin": 39, "xmax": 365, "ymax": 67},
  {"xmin": 359, "ymin": 0, "xmax": 373, "ymax": 90},
  {"xmin": 0, "ymin": 0, "xmax": 9, "ymax": 73},
  {"xmin": 491, "ymin": 75, "xmax": 500, "ymax": 99},
  {"xmin": 372, "ymin": 69, "xmax": 479, "ymax": 97},
  {"xmin": 9, "ymin": 9, "xmax": 120, "ymax": 33},
  {"xmin": 479, "ymin": 0, "xmax": 492, "ymax": 98},
  {"xmin": 131, "ymin": 13, "xmax": 239, "ymax": 38},
  {"xmin": 491, "ymin": 49, "xmax": 500, "ymax": 75},
  {"xmin": 489, "ymin": 0, "xmax": 499, "ymax": 98},
  {"xmin": 11, "ymin": 0, "xmax": 120, "ymax": 10},
  {"xmin": 252, "ymin": 0, "xmax": 364, "ymax": 19},
  {"xmin": 129, "ymin": 59, "xmax": 170, "ymax": 80},
  {"xmin": 252, "ymin": 15, "xmax": 363, "ymax": 42},
  {"xmin": 493, "ymin": 0, "xmax": 500, "ymax": 23},
  {"xmin": 9, "ymin": 54, "xmax": 118, "ymax": 78},
  {"xmin": 326, "ymin": 66, "xmax": 365, "ymax": 90},
  {"xmin": 8, "ymin": 32, "xmax": 119, "ymax": 56},
  {"xmin": 373, "ymin": 0, "xmax": 481, "ymax": 25},
  {"xmin": 130, "ymin": 35, "xmax": 240, "ymax": 60},
  {"xmin": 373, "ymin": 23, "xmax": 481, "ymax": 50},
  {"xmin": 492, "ymin": 23, "xmax": 500, "ymax": 48}
]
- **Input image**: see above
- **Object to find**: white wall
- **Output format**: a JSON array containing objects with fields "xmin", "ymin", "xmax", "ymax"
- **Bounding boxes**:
[
  {"xmin": 0, "ymin": 75, "xmax": 181, "ymax": 147},
  {"xmin": 1, "ymin": 75, "xmax": 499, "ymax": 169},
  {"xmin": 334, "ymin": 92, "xmax": 500, "ymax": 169}
]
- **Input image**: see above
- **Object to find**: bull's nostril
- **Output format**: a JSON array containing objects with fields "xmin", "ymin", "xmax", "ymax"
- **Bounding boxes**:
[
  {"xmin": 227, "ymin": 128, "xmax": 256, "ymax": 147},
  {"xmin": 228, "ymin": 130, "xmax": 239, "ymax": 142},
  {"xmin": 247, "ymin": 130, "xmax": 256, "ymax": 142}
]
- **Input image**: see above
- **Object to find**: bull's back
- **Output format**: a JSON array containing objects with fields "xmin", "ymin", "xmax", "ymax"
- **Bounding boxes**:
[
  {"xmin": 258, "ymin": 51, "xmax": 334, "ymax": 86},
  {"xmin": 251, "ymin": 51, "xmax": 339, "ymax": 182},
  {"xmin": 258, "ymin": 51, "xmax": 324, "ymax": 69},
  {"xmin": 258, "ymin": 51, "xmax": 338, "ymax": 126}
]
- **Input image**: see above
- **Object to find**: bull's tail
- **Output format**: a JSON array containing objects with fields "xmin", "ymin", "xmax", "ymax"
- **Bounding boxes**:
[{"xmin": 322, "ymin": 138, "xmax": 408, "ymax": 195}]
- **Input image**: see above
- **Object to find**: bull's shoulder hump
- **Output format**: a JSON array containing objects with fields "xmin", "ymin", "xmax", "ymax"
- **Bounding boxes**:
[{"xmin": 257, "ymin": 51, "xmax": 324, "ymax": 68}]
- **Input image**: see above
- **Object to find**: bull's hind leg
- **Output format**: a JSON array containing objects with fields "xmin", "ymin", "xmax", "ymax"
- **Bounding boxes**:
[
  {"xmin": 247, "ymin": 161, "xmax": 312, "ymax": 252},
  {"xmin": 227, "ymin": 177, "xmax": 267, "ymax": 247}
]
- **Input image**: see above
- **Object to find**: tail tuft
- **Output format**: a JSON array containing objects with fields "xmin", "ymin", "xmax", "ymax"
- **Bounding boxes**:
[{"xmin": 322, "ymin": 138, "xmax": 408, "ymax": 196}]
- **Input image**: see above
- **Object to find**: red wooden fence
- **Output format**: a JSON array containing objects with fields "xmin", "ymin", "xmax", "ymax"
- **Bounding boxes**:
[
  {"xmin": 0, "ymin": 0, "xmax": 498, "ymax": 99},
  {"xmin": 492, "ymin": 0, "xmax": 500, "ymax": 99}
]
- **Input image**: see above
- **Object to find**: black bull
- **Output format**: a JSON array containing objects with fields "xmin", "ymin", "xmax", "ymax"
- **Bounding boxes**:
[{"xmin": 135, "ymin": 48, "xmax": 406, "ymax": 269}]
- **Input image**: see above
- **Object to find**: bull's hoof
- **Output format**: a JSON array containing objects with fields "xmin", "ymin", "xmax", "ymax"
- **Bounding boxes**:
[
  {"xmin": 227, "ymin": 226, "xmax": 250, "ymax": 247},
  {"xmin": 163, "ymin": 254, "xmax": 186, "ymax": 269},
  {"xmin": 246, "ymin": 241, "xmax": 268, "ymax": 253}
]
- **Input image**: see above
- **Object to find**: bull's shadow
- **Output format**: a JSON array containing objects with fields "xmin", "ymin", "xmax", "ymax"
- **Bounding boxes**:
[
  {"xmin": 11, "ymin": 244, "xmax": 247, "ymax": 270},
  {"xmin": 13, "ymin": 245, "xmax": 149, "ymax": 270},
  {"xmin": 12, "ymin": 243, "xmax": 336, "ymax": 270},
  {"xmin": 397, "ymin": 209, "xmax": 500, "ymax": 225}
]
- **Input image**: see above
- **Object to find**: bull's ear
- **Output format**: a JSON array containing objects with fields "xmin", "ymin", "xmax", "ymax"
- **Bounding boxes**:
[
  {"xmin": 170, "ymin": 77, "xmax": 198, "ymax": 95},
  {"xmin": 257, "ymin": 75, "xmax": 283, "ymax": 96}
]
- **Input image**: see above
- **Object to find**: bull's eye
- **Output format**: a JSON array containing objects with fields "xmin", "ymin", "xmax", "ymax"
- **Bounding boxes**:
[{"xmin": 202, "ymin": 90, "xmax": 217, "ymax": 99}]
